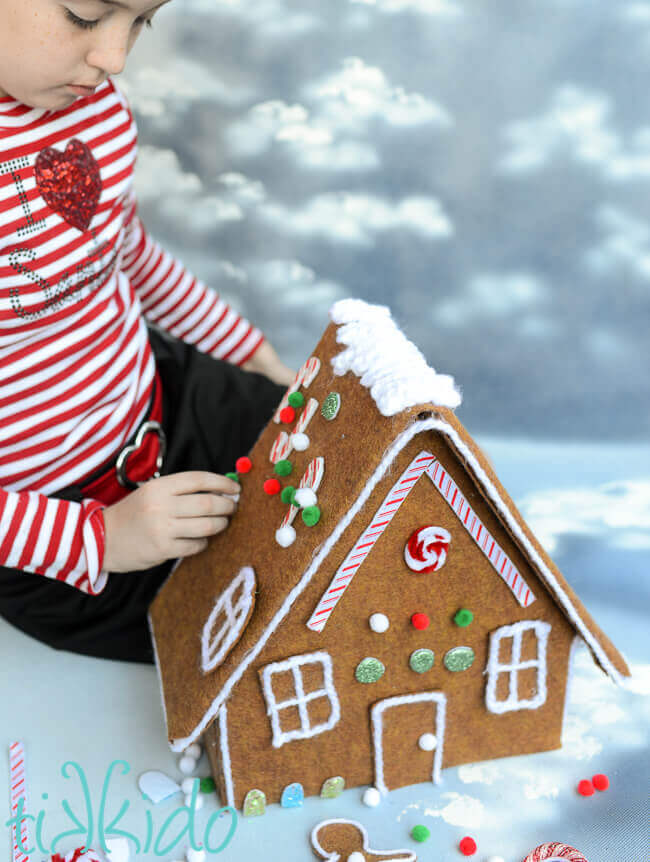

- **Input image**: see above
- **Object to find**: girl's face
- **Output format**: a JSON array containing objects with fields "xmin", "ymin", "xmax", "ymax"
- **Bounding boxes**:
[{"xmin": 0, "ymin": 0, "xmax": 170, "ymax": 108}]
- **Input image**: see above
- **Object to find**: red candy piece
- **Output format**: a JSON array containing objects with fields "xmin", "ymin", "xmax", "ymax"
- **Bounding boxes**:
[
  {"xmin": 592, "ymin": 773, "xmax": 609, "ymax": 791},
  {"xmin": 280, "ymin": 406, "xmax": 296, "ymax": 424},
  {"xmin": 577, "ymin": 779, "xmax": 594, "ymax": 796},
  {"xmin": 235, "ymin": 456, "xmax": 252, "ymax": 473},
  {"xmin": 411, "ymin": 612, "xmax": 430, "ymax": 630},
  {"xmin": 459, "ymin": 836, "xmax": 477, "ymax": 856},
  {"xmin": 263, "ymin": 478, "xmax": 281, "ymax": 495}
]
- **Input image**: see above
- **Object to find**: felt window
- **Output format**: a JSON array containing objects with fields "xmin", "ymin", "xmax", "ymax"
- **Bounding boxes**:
[
  {"xmin": 485, "ymin": 620, "xmax": 551, "ymax": 714},
  {"xmin": 201, "ymin": 567, "xmax": 256, "ymax": 673},
  {"xmin": 260, "ymin": 651, "xmax": 341, "ymax": 748}
]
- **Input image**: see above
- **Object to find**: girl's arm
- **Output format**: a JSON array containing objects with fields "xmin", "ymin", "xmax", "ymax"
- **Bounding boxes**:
[{"xmin": 242, "ymin": 339, "xmax": 295, "ymax": 386}]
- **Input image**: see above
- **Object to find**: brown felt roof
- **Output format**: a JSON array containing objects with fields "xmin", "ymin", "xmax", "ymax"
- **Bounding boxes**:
[{"xmin": 148, "ymin": 320, "xmax": 630, "ymax": 751}]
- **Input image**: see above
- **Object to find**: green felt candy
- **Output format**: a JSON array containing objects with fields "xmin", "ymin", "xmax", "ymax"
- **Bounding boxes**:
[
  {"xmin": 409, "ymin": 648, "xmax": 435, "ymax": 673},
  {"xmin": 288, "ymin": 391, "xmax": 305, "ymax": 408},
  {"xmin": 320, "ymin": 776, "xmax": 345, "ymax": 799},
  {"xmin": 243, "ymin": 788, "xmax": 266, "ymax": 817},
  {"xmin": 411, "ymin": 825, "xmax": 430, "ymax": 843},
  {"xmin": 274, "ymin": 459, "xmax": 293, "ymax": 477},
  {"xmin": 444, "ymin": 646, "xmax": 475, "ymax": 672},
  {"xmin": 453, "ymin": 608, "xmax": 474, "ymax": 627},
  {"xmin": 281, "ymin": 485, "xmax": 295, "ymax": 504},
  {"xmin": 355, "ymin": 657, "xmax": 385, "ymax": 683},
  {"xmin": 302, "ymin": 505, "xmax": 321, "ymax": 526},
  {"xmin": 199, "ymin": 777, "xmax": 216, "ymax": 794},
  {"xmin": 225, "ymin": 472, "xmax": 240, "ymax": 483},
  {"xmin": 321, "ymin": 392, "xmax": 341, "ymax": 421}
]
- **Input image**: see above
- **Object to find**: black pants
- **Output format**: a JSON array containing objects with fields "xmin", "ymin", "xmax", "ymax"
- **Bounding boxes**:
[{"xmin": 0, "ymin": 325, "xmax": 285, "ymax": 664}]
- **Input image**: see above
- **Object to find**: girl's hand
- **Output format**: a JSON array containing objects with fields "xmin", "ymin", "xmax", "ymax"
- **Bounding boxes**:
[{"xmin": 101, "ymin": 472, "xmax": 240, "ymax": 573}]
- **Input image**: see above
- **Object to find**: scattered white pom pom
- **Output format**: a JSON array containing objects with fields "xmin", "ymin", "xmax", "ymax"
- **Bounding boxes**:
[
  {"xmin": 275, "ymin": 525, "xmax": 296, "ymax": 547},
  {"xmin": 186, "ymin": 849, "xmax": 206, "ymax": 862},
  {"xmin": 185, "ymin": 793, "xmax": 204, "ymax": 810},
  {"xmin": 369, "ymin": 613, "xmax": 389, "ymax": 633},
  {"xmin": 418, "ymin": 733, "xmax": 437, "ymax": 751},
  {"xmin": 294, "ymin": 488, "xmax": 317, "ymax": 508},
  {"xmin": 348, "ymin": 853, "xmax": 364, "ymax": 862},
  {"xmin": 362, "ymin": 787, "xmax": 381, "ymax": 807},
  {"xmin": 486, "ymin": 857, "xmax": 505, "ymax": 862},
  {"xmin": 181, "ymin": 777, "xmax": 196, "ymax": 795},
  {"xmin": 178, "ymin": 755, "xmax": 197, "ymax": 775},
  {"xmin": 104, "ymin": 838, "xmax": 129, "ymax": 862},
  {"xmin": 184, "ymin": 743, "xmax": 202, "ymax": 760},
  {"xmin": 291, "ymin": 433, "xmax": 310, "ymax": 451}
]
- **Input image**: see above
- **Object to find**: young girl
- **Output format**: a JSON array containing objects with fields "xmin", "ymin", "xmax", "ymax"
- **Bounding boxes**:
[{"xmin": 0, "ymin": 0, "xmax": 293, "ymax": 663}]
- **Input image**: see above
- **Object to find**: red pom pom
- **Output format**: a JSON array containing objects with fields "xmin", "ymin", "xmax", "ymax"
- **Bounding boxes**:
[
  {"xmin": 411, "ymin": 612, "xmax": 430, "ymax": 630},
  {"xmin": 263, "ymin": 478, "xmax": 281, "ymax": 495},
  {"xmin": 235, "ymin": 456, "xmax": 252, "ymax": 473},
  {"xmin": 280, "ymin": 406, "xmax": 296, "ymax": 424},
  {"xmin": 592, "ymin": 773, "xmax": 609, "ymax": 791},
  {"xmin": 577, "ymin": 779, "xmax": 594, "ymax": 796},
  {"xmin": 459, "ymin": 836, "xmax": 477, "ymax": 856}
]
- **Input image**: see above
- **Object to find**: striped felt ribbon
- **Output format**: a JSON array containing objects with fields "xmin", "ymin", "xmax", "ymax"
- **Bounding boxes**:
[{"xmin": 9, "ymin": 741, "xmax": 29, "ymax": 862}]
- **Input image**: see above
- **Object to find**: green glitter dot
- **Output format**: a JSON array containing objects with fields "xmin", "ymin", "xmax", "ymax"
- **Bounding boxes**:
[
  {"xmin": 199, "ymin": 777, "xmax": 216, "ymax": 794},
  {"xmin": 288, "ymin": 391, "xmax": 305, "ymax": 408},
  {"xmin": 281, "ymin": 485, "xmax": 295, "ymax": 504},
  {"xmin": 225, "ymin": 472, "xmax": 240, "ymax": 483},
  {"xmin": 274, "ymin": 459, "xmax": 293, "ymax": 477},
  {"xmin": 453, "ymin": 608, "xmax": 474, "ymax": 627},
  {"xmin": 321, "ymin": 392, "xmax": 341, "ymax": 421},
  {"xmin": 320, "ymin": 776, "xmax": 345, "ymax": 799},
  {"xmin": 355, "ymin": 657, "xmax": 385, "ymax": 683},
  {"xmin": 243, "ymin": 788, "xmax": 266, "ymax": 817},
  {"xmin": 409, "ymin": 648, "xmax": 435, "ymax": 673},
  {"xmin": 444, "ymin": 646, "xmax": 475, "ymax": 672},
  {"xmin": 411, "ymin": 825, "xmax": 430, "ymax": 843},
  {"xmin": 302, "ymin": 505, "xmax": 321, "ymax": 526}
]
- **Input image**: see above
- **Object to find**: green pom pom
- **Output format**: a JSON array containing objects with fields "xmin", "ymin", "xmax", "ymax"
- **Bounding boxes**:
[
  {"xmin": 288, "ymin": 391, "xmax": 305, "ymax": 408},
  {"xmin": 281, "ymin": 485, "xmax": 295, "ymax": 504},
  {"xmin": 302, "ymin": 506, "xmax": 321, "ymax": 526},
  {"xmin": 274, "ymin": 459, "xmax": 293, "ymax": 477},
  {"xmin": 199, "ymin": 777, "xmax": 216, "ymax": 794},
  {"xmin": 411, "ymin": 825, "xmax": 430, "ymax": 843},
  {"xmin": 225, "ymin": 472, "xmax": 240, "ymax": 483},
  {"xmin": 453, "ymin": 608, "xmax": 474, "ymax": 627}
]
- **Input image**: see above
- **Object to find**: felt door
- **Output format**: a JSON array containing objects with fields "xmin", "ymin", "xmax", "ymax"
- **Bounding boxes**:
[{"xmin": 370, "ymin": 692, "xmax": 446, "ymax": 795}]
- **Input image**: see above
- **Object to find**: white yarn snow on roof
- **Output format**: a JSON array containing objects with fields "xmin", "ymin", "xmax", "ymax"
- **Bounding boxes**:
[{"xmin": 329, "ymin": 298, "xmax": 462, "ymax": 416}]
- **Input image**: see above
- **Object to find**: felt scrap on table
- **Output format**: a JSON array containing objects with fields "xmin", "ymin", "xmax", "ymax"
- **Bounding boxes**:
[{"xmin": 137, "ymin": 770, "xmax": 182, "ymax": 803}]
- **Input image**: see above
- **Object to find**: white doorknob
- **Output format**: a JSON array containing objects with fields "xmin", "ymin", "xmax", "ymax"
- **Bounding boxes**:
[{"xmin": 418, "ymin": 733, "xmax": 437, "ymax": 751}]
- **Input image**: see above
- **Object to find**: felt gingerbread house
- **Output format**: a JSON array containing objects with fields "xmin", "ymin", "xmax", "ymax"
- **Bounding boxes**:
[{"xmin": 148, "ymin": 299, "xmax": 629, "ymax": 811}]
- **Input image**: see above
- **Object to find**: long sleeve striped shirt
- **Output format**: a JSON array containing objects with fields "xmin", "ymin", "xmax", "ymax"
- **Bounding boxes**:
[{"xmin": 0, "ymin": 78, "xmax": 263, "ymax": 595}]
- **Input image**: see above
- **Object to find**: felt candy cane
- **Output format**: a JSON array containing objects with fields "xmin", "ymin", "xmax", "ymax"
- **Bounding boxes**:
[
  {"xmin": 280, "ymin": 457, "xmax": 325, "ymax": 529},
  {"xmin": 273, "ymin": 357, "xmax": 320, "ymax": 423},
  {"xmin": 522, "ymin": 844, "xmax": 589, "ymax": 862},
  {"xmin": 269, "ymin": 398, "xmax": 319, "ymax": 464},
  {"xmin": 9, "ymin": 741, "xmax": 29, "ymax": 862}
]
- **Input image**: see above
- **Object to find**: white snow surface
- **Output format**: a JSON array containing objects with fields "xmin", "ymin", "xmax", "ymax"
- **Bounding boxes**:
[{"xmin": 329, "ymin": 298, "xmax": 462, "ymax": 415}]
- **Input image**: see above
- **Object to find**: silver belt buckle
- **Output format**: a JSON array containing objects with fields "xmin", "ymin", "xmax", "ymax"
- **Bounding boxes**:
[{"xmin": 115, "ymin": 420, "xmax": 167, "ymax": 490}]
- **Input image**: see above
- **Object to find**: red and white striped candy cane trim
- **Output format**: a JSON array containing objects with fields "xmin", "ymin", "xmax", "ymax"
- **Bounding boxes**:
[
  {"xmin": 306, "ymin": 450, "xmax": 535, "ymax": 632},
  {"xmin": 9, "ymin": 741, "xmax": 29, "ymax": 862},
  {"xmin": 522, "ymin": 843, "xmax": 589, "ymax": 862},
  {"xmin": 270, "ymin": 398, "xmax": 319, "ymax": 464},
  {"xmin": 273, "ymin": 357, "xmax": 321, "ymax": 423},
  {"xmin": 280, "ymin": 457, "xmax": 325, "ymax": 528}
]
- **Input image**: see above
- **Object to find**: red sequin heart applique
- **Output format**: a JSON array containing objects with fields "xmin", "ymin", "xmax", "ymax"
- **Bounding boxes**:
[{"xmin": 35, "ymin": 138, "xmax": 102, "ymax": 232}]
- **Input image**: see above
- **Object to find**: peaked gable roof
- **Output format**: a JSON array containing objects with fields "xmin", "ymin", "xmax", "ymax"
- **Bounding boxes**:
[{"xmin": 149, "ymin": 301, "xmax": 630, "ymax": 752}]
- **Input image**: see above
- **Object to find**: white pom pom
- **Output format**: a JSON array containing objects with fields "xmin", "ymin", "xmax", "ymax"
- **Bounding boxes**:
[
  {"xmin": 184, "ymin": 743, "xmax": 202, "ymax": 760},
  {"xmin": 486, "ymin": 857, "xmax": 505, "ymax": 862},
  {"xmin": 294, "ymin": 488, "xmax": 317, "ymax": 508},
  {"xmin": 186, "ymin": 849, "xmax": 206, "ymax": 862},
  {"xmin": 362, "ymin": 787, "xmax": 381, "ymax": 807},
  {"xmin": 291, "ymin": 433, "xmax": 310, "ymax": 451},
  {"xmin": 178, "ymin": 755, "xmax": 196, "ymax": 775},
  {"xmin": 418, "ymin": 733, "xmax": 437, "ymax": 751},
  {"xmin": 369, "ymin": 613, "xmax": 389, "ymax": 633},
  {"xmin": 181, "ymin": 777, "xmax": 196, "ymax": 795},
  {"xmin": 348, "ymin": 853, "xmax": 365, "ymax": 862},
  {"xmin": 275, "ymin": 525, "xmax": 296, "ymax": 547}
]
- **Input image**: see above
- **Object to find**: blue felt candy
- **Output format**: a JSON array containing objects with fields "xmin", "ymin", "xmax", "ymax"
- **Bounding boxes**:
[{"xmin": 280, "ymin": 782, "xmax": 304, "ymax": 808}]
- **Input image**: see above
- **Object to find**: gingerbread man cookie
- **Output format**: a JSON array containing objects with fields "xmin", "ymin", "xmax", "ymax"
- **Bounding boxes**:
[{"xmin": 311, "ymin": 819, "xmax": 416, "ymax": 862}]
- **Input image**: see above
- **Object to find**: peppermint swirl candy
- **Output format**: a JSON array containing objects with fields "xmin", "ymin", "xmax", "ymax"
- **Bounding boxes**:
[
  {"xmin": 522, "ymin": 843, "xmax": 589, "ymax": 862},
  {"xmin": 404, "ymin": 526, "xmax": 451, "ymax": 573}
]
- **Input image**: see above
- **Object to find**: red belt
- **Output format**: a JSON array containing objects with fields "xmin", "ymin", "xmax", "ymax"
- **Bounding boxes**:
[{"xmin": 80, "ymin": 371, "xmax": 166, "ymax": 506}]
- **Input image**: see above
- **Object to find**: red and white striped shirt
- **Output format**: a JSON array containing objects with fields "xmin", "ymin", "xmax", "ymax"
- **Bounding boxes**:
[{"xmin": 0, "ymin": 78, "xmax": 263, "ymax": 596}]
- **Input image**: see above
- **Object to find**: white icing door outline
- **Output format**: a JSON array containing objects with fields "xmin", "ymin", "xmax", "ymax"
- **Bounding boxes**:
[{"xmin": 370, "ymin": 691, "xmax": 447, "ymax": 795}]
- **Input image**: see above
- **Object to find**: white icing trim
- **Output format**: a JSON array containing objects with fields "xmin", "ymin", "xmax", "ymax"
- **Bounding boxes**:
[
  {"xmin": 147, "ymin": 610, "xmax": 171, "ymax": 748},
  {"xmin": 310, "ymin": 818, "xmax": 416, "ymax": 862},
  {"xmin": 201, "ymin": 567, "xmax": 256, "ymax": 673},
  {"xmin": 169, "ymin": 416, "xmax": 623, "ymax": 751},
  {"xmin": 217, "ymin": 706, "xmax": 235, "ymax": 809},
  {"xmin": 371, "ymin": 691, "xmax": 446, "ymax": 795},
  {"xmin": 260, "ymin": 651, "xmax": 341, "ymax": 748},
  {"xmin": 485, "ymin": 620, "xmax": 551, "ymax": 713}
]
